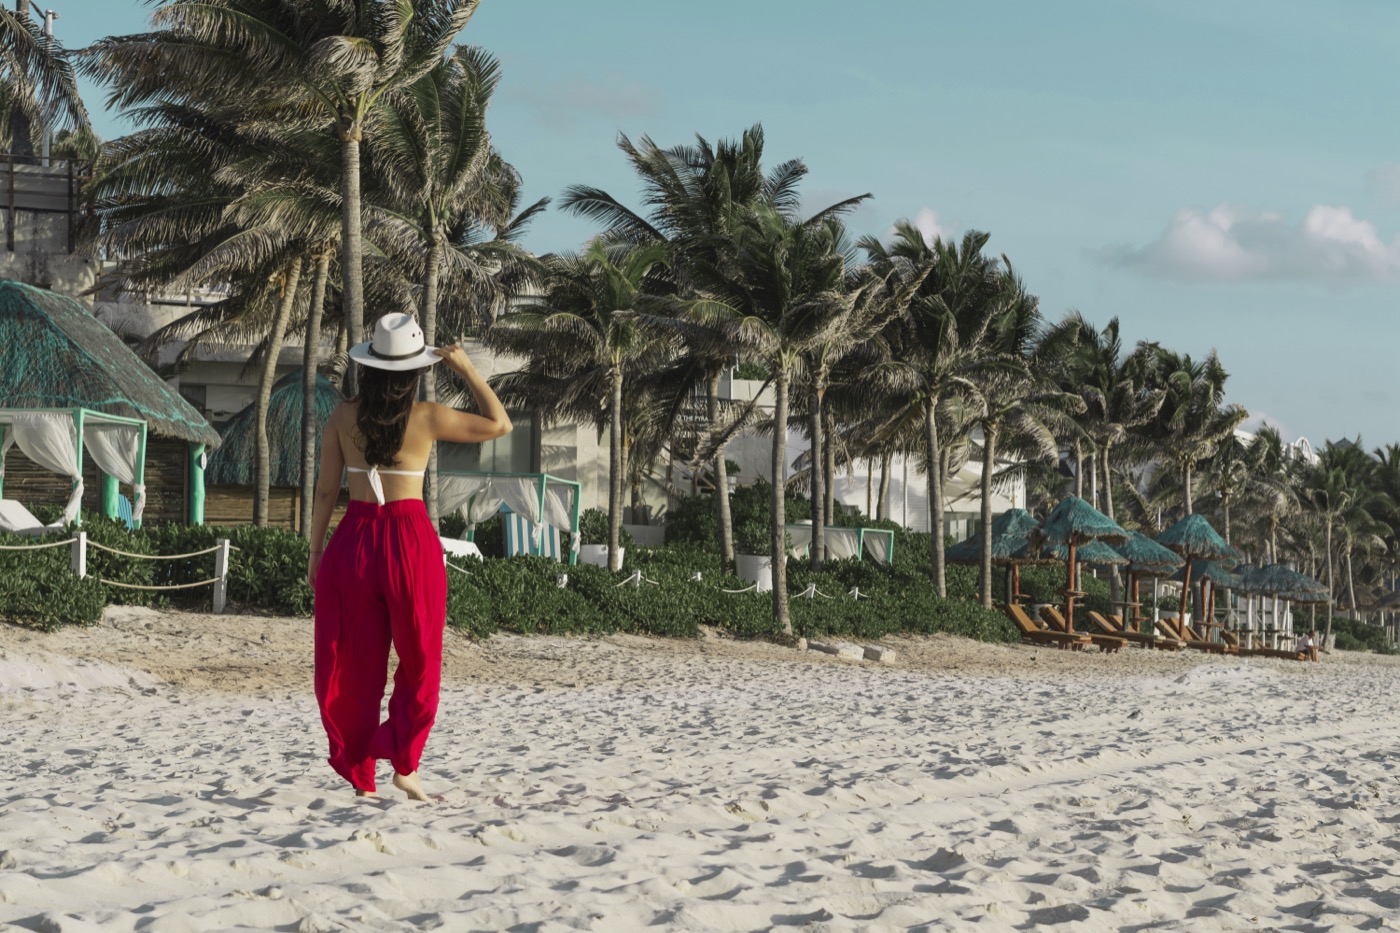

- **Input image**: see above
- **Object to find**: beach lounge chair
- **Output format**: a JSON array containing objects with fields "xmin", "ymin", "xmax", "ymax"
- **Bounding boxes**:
[
  {"xmin": 1039, "ymin": 606, "xmax": 1126, "ymax": 653},
  {"xmin": 116, "ymin": 494, "xmax": 136, "ymax": 530},
  {"xmin": 1002, "ymin": 604, "xmax": 1093, "ymax": 650},
  {"xmin": 502, "ymin": 507, "xmax": 563, "ymax": 560},
  {"xmin": 1158, "ymin": 616, "xmax": 1230, "ymax": 654},
  {"xmin": 1088, "ymin": 611, "xmax": 1184, "ymax": 650},
  {"xmin": 0, "ymin": 499, "xmax": 63, "ymax": 537},
  {"xmin": 1234, "ymin": 631, "xmax": 1309, "ymax": 661}
]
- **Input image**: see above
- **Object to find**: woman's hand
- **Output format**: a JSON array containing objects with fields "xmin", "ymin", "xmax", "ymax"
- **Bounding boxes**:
[
  {"xmin": 308, "ymin": 551, "xmax": 323, "ymax": 590},
  {"xmin": 434, "ymin": 343, "xmax": 475, "ymax": 373}
]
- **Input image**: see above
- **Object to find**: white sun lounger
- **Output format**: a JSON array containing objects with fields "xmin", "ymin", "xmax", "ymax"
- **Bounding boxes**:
[
  {"xmin": 440, "ymin": 536, "xmax": 483, "ymax": 562},
  {"xmin": 0, "ymin": 499, "xmax": 64, "ymax": 537}
]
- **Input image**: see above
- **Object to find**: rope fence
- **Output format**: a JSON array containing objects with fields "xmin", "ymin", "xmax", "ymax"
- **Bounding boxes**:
[{"xmin": 1, "ymin": 531, "xmax": 234, "ymax": 612}]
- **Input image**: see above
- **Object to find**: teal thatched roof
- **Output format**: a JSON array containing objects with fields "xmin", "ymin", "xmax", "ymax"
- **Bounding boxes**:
[
  {"xmin": 1238, "ymin": 564, "xmax": 1326, "ymax": 598},
  {"xmin": 945, "ymin": 508, "xmax": 1038, "ymax": 564},
  {"xmin": 0, "ymin": 280, "xmax": 220, "ymax": 446},
  {"xmin": 1172, "ymin": 559, "xmax": 1240, "ymax": 587},
  {"xmin": 207, "ymin": 370, "xmax": 341, "ymax": 486},
  {"xmin": 1114, "ymin": 531, "xmax": 1184, "ymax": 572},
  {"xmin": 1155, "ymin": 513, "xmax": 1240, "ymax": 560},
  {"xmin": 1035, "ymin": 496, "xmax": 1128, "ymax": 546},
  {"xmin": 1018, "ymin": 537, "xmax": 1129, "ymax": 566}
]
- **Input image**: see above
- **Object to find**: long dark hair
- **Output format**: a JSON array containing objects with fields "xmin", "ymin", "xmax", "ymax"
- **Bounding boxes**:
[{"xmin": 355, "ymin": 367, "xmax": 423, "ymax": 467}]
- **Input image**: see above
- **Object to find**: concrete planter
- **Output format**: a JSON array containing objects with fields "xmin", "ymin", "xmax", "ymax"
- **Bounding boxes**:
[
  {"xmin": 736, "ymin": 553, "xmax": 775, "ymax": 593},
  {"xmin": 578, "ymin": 544, "xmax": 622, "ymax": 568}
]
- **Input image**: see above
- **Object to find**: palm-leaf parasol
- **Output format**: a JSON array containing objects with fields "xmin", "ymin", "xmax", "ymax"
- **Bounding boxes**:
[
  {"xmin": 1154, "ymin": 513, "xmax": 1239, "ymax": 627},
  {"xmin": 1031, "ymin": 496, "xmax": 1129, "ymax": 632},
  {"xmin": 946, "ymin": 508, "xmax": 1040, "ymax": 604},
  {"xmin": 1114, "ymin": 531, "xmax": 1184, "ymax": 628}
]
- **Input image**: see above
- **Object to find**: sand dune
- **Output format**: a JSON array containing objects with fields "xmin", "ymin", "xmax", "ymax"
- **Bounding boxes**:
[{"xmin": 3, "ymin": 606, "xmax": 1400, "ymax": 931}]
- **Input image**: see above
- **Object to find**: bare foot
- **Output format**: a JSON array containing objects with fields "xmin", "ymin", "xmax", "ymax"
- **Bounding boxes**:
[
  {"xmin": 392, "ymin": 771, "xmax": 429, "ymax": 802},
  {"xmin": 355, "ymin": 789, "xmax": 377, "ymax": 798}
]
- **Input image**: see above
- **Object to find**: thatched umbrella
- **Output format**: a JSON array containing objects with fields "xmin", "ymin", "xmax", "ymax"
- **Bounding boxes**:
[
  {"xmin": 1171, "ymin": 559, "xmax": 1240, "ymax": 635},
  {"xmin": 1235, "ymin": 563, "xmax": 1326, "ymax": 646},
  {"xmin": 946, "ymin": 508, "xmax": 1039, "ymax": 602},
  {"xmin": 1112, "ymin": 531, "xmax": 1184, "ymax": 630},
  {"xmin": 1154, "ymin": 514, "xmax": 1238, "ymax": 629},
  {"xmin": 0, "ymin": 280, "xmax": 221, "ymax": 522},
  {"xmin": 1032, "ymin": 496, "xmax": 1129, "ymax": 632},
  {"xmin": 208, "ymin": 370, "xmax": 342, "ymax": 486}
]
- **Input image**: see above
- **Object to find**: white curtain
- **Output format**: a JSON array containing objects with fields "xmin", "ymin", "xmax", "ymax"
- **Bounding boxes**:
[
  {"xmin": 85, "ymin": 423, "xmax": 145, "ymax": 521},
  {"xmin": 542, "ymin": 483, "xmax": 578, "ymax": 553},
  {"xmin": 784, "ymin": 523, "xmax": 814, "ymax": 560},
  {"xmin": 863, "ymin": 530, "xmax": 892, "ymax": 565},
  {"xmin": 1, "ymin": 414, "xmax": 82, "ymax": 523},
  {"xmin": 438, "ymin": 475, "xmax": 547, "ymax": 545},
  {"xmin": 826, "ymin": 527, "xmax": 860, "ymax": 561}
]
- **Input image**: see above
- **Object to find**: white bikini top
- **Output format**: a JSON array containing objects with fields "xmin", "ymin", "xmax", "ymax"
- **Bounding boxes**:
[{"xmin": 346, "ymin": 466, "xmax": 424, "ymax": 506}]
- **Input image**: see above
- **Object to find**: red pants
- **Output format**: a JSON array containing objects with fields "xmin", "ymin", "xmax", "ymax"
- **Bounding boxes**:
[{"xmin": 314, "ymin": 499, "xmax": 447, "ymax": 792}]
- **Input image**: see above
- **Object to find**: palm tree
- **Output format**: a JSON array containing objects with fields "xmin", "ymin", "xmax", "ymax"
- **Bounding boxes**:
[
  {"xmin": 692, "ymin": 204, "xmax": 857, "ymax": 635},
  {"xmin": 487, "ymin": 241, "xmax": 673, "ymax": 572},
  {"xmin": 0, "ymin": 2, "xmax": 88, "ymax": 152},
  {"xmin": 969, "ymin": 271, "xmax": 1084, "ymax": 609},
  {"xmin": 370, "ymin": 43, "xmax": 545, "ymax": 523},
  {"xmin": 859, "ymin": 225, "xmax": 1001, "ymax": 595},
  {"xmin": 560, "ymin": 125, "xmax": 866, "ymax": 570},
  {"xmin": 1144, "ymin": 347, "xmax": 1248, "ymax": 516},
  {"xmin": 82, "ymin": 0, "xmax": 476, "ymax": 396}
]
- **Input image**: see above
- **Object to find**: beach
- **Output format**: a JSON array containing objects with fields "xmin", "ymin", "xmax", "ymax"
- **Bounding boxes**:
[{"xmin": 3, "ymin": 609, "xmax": 1400, "ymax": 931}]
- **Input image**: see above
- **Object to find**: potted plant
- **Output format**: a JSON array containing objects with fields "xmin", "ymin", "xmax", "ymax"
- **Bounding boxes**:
[
  {"xmin": 577, "ymin": 508, "xmax": 633, "ymax": 568},
  {"xmin": 735, "ymin": 520, "xmax": 785, "ymax": 592}
]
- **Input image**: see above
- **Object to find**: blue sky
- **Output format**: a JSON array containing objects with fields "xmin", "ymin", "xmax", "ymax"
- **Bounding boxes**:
[{"xmin": 65, "ymin": 0, "xmax": 1400, "ymax": 446}]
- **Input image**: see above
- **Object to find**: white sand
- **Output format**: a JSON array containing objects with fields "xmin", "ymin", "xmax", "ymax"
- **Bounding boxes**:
[{"xmin": 4, "ymin": 607, "xmax": 1400, "ymax": 931}]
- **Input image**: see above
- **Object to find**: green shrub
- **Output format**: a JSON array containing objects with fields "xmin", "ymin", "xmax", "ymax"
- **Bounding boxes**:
[
  {"xmin": 0, "ymin": 530, "xmax": 106, "ymax": 630},
  {"xmin": 1326, "ymin": 615, "xmax": 1398, "ymax": 654},
  {"xmin": 578, "ymin": 507, "xmax": 634, "ymax": 548}
]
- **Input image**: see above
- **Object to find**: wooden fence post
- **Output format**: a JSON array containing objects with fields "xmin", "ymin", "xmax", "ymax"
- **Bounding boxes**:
[
  {"xmin": 71, "ymin": 531, "xmax": 86, "ymax": 579},
  {"xmin": 213, "ymin": 538, "xmax": 230, "ymax": 613}
]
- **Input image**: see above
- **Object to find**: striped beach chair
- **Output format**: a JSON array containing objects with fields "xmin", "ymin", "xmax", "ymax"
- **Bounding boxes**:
[{"xmin": 502, "ymin": 506, "xmax": 564, "ymax": 560}]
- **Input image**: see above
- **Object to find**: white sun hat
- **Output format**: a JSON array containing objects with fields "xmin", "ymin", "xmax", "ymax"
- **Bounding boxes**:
[{"xmin": 348, "ymin": 313, "xmax": 440, "ymax": 371}]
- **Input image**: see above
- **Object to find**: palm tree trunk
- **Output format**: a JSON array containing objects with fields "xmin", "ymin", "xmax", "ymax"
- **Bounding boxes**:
[
  {"xmin": 1222, "ymin": 491, "xmax": 1231, "ymax": 544},
  {"xmin": 339, "ymin": 126, "xmax": 365, "ymax": 398},
  {"xmin": 1074, "ymin": 438, "xmax": 1083, "ymax": 499},
  {"xmin": 299, "ymin": 247, "xmax": 332, "ymax": 540},
  {"xmin": 1323, "ymin": 518, "xmax": 1335, "ymax": 648},
  {"xmin": 421, "ymin": 233, "xmax": 444, "ymax": 529},
  {"xmin": 707, "ymin": 368, "xmax": 734, "ymax": 572},
  {"xmin": 771, "ymin": 365, "xmax": 792, "ymax": 636},
  {"xmin": 1346, "ymin": 548, "xmax": 1359, "ymax": 622},
  {"xmin": 255, "ymin": 257, "xmax": 303, "ymax": 527},
  {"xmin": 1183, "ymin": 462, "xmax": 1194, "ymax": 514},
  {"xmin": 810, "ymin": 390, "xmax": 824, "ymax": 571},
  {"xmin": 1101, "ymin": 444, "xmax": 1114, "ymax": 520},
  {"xmin": 1088, "ymin": 452, "xmax": 1097, "ymax": 510},
  {"xmin": 608, "ymin": 367, "xmax": 624, "ymax": 573},
  {"xmin": 926, "ymin": 399, "xmax": 946, "ymax": 597},
  {"xmin": 824, "ymin": 406, "xmax": 836, "ymax": 526},
  {"xmin": 876, "ymin": 449, "xmax": 892, "ymax": 522},
  {"xmin": 1102, "ymin": 442, "xmax": 1121, "ymax": 612},
  {"xmin": 979, "ymin": 422, "xmax": 997, "ymax": 610}
]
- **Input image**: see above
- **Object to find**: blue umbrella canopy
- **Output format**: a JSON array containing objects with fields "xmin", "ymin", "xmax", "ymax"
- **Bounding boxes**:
[
  {"xmin": 1113, "ymin": 531, "xmax": 1184, "ymax": 573},
  {"xmin": 1034, "ymin": 496, "xmax": 1129, "ymax": 546},
  {"xmin": 1155, "ymin": 513, "xmax": 1240, "ymax": 561},
  {"xmin": 945, "ymin": 508, "xmax": 1039, "ymax": 564}
]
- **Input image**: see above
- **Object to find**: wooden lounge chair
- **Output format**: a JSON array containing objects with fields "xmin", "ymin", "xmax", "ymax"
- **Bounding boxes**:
[
  {"xmin": 1039, "ymin": 606, "xmax": 1126, "ymax": 653},
  {"xmin": 1002, "ymin": 604, "xmax": 1092, "ymax": 651},
  {"xmin": 1088, "ymin": 611, "xmax": 1184, "ymax": 650},
  {"xmin": 1235, "ymin": 631, "xmax": 1309, "ymax": 661},
  {"xmin": 1158, "ymin": 616, "xmax": 1230, "ymax": 654}
]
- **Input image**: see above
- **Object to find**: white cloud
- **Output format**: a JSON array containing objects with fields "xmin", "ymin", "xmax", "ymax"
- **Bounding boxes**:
[
  {"xmin": 1366, "ymin": 162, "xmax": 1400, "ymax": 210},
  {"xmin": 1098, "ymin": 203, "xmax": 1400, "ymax": 284},
  {"xmin": 912, "ymin": 207, "xmax": 950, "ymax": 246}
]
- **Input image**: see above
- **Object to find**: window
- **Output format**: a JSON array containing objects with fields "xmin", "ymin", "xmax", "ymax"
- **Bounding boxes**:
[{"xmin": 439, "ymin": 411, "xmax": 535, "ymax": 474}]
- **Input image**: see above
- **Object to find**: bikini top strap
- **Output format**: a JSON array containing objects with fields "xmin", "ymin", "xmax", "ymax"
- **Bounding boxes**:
[{"xmin": 346, "ymin": 465, "xmax": 424, "ymax": 506}]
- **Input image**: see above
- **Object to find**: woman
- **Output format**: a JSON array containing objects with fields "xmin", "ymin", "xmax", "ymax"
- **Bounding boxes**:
[{"xmin": 308, "ymin": 312, "xmax": 511, "ymax": 800}]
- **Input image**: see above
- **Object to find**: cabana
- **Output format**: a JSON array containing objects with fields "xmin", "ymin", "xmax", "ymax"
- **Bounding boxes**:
[
  {"xmin": 0, "ymin": 280, "xmax": 221, "ymax": 526},
  {"xmin": 437, "ymin": 470, "xmax": 582, "ymax": 564},
  {"xmin": 785, "ymin": 523, "xmax": 895, "ymax": 564},
  {"xmin": 0, "ymin": 408, "xmax": 147, "ymax": 529}
]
